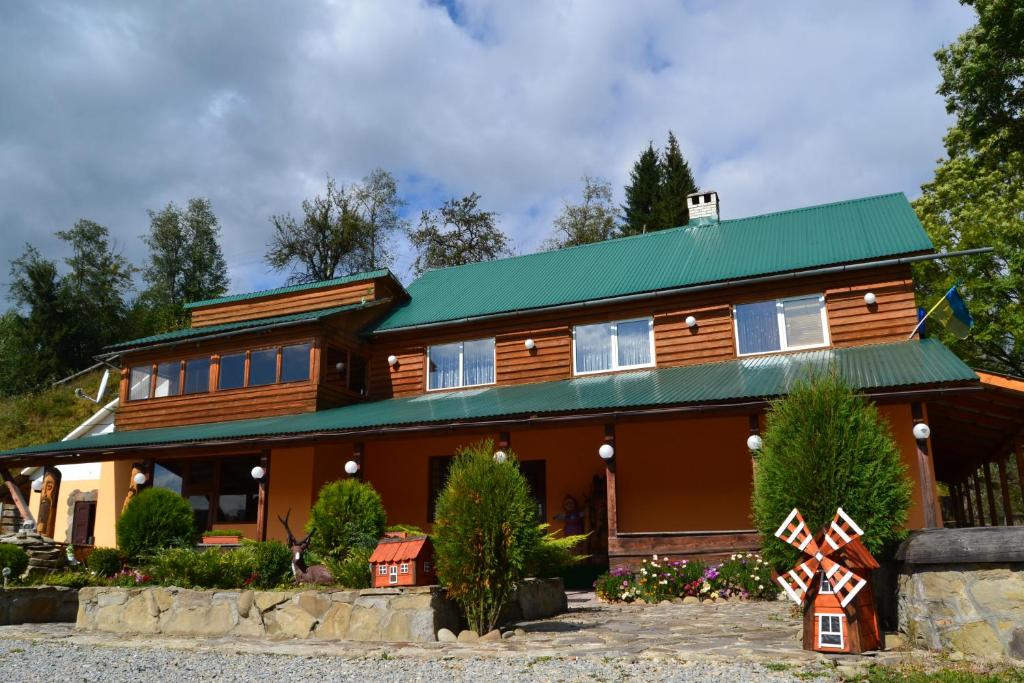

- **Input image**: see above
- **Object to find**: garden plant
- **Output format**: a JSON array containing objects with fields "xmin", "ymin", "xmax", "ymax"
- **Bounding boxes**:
[
  {"xmin": 593, "ymin": 552, "xmax": 777, "ymax": 603},
  {"xmin": 0, "ymin": 543, "xmax": 29, "ymax": 578},
  {"xmin": 306, "ymin": 478, "xmax": 386, "ymax": 564},
  {"xmin": 116, "ymin": 487, "xmax": 198, "ymax": 561}
]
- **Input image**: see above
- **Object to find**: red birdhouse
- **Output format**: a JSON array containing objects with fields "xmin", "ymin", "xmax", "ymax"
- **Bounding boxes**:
[
  {"xmin": 369, "ymin": 535, "xmax": 436, "ymax": 588},
  {"xmin": 774, "ymin": 507, "xmax": 882, "ymax": 654}
]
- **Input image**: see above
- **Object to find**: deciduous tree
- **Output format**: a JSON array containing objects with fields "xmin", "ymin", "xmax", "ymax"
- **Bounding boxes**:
[
  {"xmin": 350, "ymin": 168, "xmax": 405, "ymax": 272},
  {"xmin": 409, "ymin": 193, "xmax": 509, "ymax": 275},
  {"xmin": 543, "ymin": 176, "xmax": 619, "ymax": 250}
]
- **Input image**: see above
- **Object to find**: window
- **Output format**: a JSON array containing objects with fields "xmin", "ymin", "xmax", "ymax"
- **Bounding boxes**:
[
  {"xmin": 281, "ymin": 343, "xmax": 311, "ymax": 383},
  {"xmin": 734, "ymin": 294, "xmax": 828, "ymax": 356},
  {"xmin": 400, "ymin": 563, "xmax": 409, "ymax": 574},
  {"xmin": 218, "ymin": 353, "xmax": 245, "ymax": 390},
  {"xmin": 573, "ymin": 318, "xmax": 654, "ymax": 375},
  {"xmin": 249, "ymin": 348, "xmax": 277, "ymax": 386},
  {"xmin": 818, "ymin": 614, "xmax": 844, "ymax": 648},
  {"xmin": 129, "ymin": 366, "xmax": 152, "ymax": 401},
  {"xmin": 820, "ymin": 571, "xmax": 834, "ymax": 594},
  {"xmin": 389, "ymin": 565, "xmax": 398, "ymax": 584},
  {"xmin": 427, "ymin": 338, "xmax": 495, "ymax": 390},
  {"xmin": 348, "ymin": 354, "xmax": 367, "ymax": 394},
  {"xmin": 423, "ymin": 561, "xmax": 432, "ymax": 574},
  {"xmin": 378, "ymin": 564, "xmax": 387, "ymax": 576},
  {"xmin": 154, "ymin": 361, "xmax": 181, "ymax": 397},
  {"xmin": 153, "ymin": 456, "xmax": 260, "ymax": 531},
  {"xmin": 427, "ymin": 456, "xmax": 453, "ymax": 521},
  {"xmin": 183, "ymin": 358, "xmax": 211, "ymax": 394}
]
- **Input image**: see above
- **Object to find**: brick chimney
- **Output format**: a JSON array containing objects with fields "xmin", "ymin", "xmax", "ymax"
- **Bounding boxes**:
[{"xmin": 687, "ymin": 191, "xmax": 719, "ymax": 224}]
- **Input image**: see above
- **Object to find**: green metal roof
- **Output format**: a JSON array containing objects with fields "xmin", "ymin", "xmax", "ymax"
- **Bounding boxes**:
[
  {"xmin": 106, "ymin": 301, "xmax": 383, "ymax": 352},
  {"xmin": 0, "ymin": 340, "xmax": 975, "ymax": 460},
  {"xmin": 372, "ymin": 193, "xmax": 932, "ymax": 332},
  {"xmin": 183, "ymin": 269, "xmax": 399, "ymax": 310}
]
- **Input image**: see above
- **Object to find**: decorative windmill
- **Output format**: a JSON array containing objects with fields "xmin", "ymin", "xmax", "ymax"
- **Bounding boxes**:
[{"xmin": 774, "ymin": 507, "xmax": 881, "ymax": 654}]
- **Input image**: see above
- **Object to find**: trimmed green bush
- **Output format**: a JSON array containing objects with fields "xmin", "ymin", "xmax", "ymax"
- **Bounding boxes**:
[
  {"xmin": 86, "ymin": 547, "xmax": 125, "ymax": 577},
  {"xmin": 433, "ymin": 440, "xmax": 541, "ymax": 634},
  {"xmin": 238, "ymin": 540, "xmax": 292, "ymax": 589},
  {"xmin": 117, "ymin": 488, "xmax": 197, "ymax": 561},
  {"xmin": 525, "ymin": 524, "xmax": 588, "ymax": 578},
  {"xmin": 0, "ymin": 543, "xmax": 29, "ymax": 577},
  {"xmin": 306, "ymin": 479, "xmax": 386, "ymax": 563},
  {"xmin": 326, "ymin": 545, "xmax": 373, "ymax": 589},
  {"xmin": 752, "ymin": 372, "xmax": 913, "ymax": 569}
]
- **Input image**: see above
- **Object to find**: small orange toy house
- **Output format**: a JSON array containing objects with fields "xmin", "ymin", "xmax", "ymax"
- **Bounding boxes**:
[
  {"xmin": 369, "ymin": 535, "xmax": 436, "ymax": 587},
  {"xmin": 775, "ymin": 507, "xmax": 882, "ymax": 655}
]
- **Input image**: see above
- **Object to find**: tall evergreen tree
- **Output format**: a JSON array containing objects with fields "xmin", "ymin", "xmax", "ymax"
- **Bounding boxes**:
[
  {"xmin": 653, "ymin": 131, "xmax": 698, "ymax": 229},
  {"xmin": 142, "ymin": 198, "xmax": 229, "ymax": 329},
  {"xmin": 543, "ymin": 176, "xmax": 619, "ymax": 250},
  {"xmin": 620, "ymin": 142, "xmax": 661, "ymax": 236},
  {"xmin": 6, "ymin": 247, "xmax": 70, "ymax": 391},
  {"xmin": 409, "ymin": 193, "xmax": 509, "ymax": 275}
]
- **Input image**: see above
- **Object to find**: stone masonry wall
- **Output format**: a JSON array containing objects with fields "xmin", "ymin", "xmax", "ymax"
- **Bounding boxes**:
[
  {"xmin": 898, "ymin": 563, "xmax": 1024, "ymax": 659},
  {"xmin": 0, "ymin": 587, "xmax": 79, "ymax": 625}
]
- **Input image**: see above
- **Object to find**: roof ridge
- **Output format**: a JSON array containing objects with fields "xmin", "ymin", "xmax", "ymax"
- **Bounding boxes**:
[
  {"xmin": 718, "ymin": 192, "xmax": 906, "ymax": 225},
  {"xmin": 184, "ymin": 269, "xmax": 395, "ymax": 309}
]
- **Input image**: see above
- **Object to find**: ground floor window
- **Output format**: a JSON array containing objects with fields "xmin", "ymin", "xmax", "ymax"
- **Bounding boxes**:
[
  {"xmin": 400, "ymin": 563, "xmax": 409, "ymax": 574},
  {"xmin": 389, "ymin": 565, "xmax": 398, "ymax": 584},
  {"xmin": 153, "ymin": 455, "xmax": 260, "ymax": 530},
  {"xmin": 817, "ymin": 614, "xmax": 844, "ymax": 648},
  {"xmin": 377, "ymin": 565, "xmax": 387, "ymax": 576}
]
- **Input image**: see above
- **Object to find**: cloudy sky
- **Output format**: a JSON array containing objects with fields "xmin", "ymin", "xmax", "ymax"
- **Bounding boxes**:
[{"xmin": 0, "ymin": 1, "xmax": 975, "ymax": 299}]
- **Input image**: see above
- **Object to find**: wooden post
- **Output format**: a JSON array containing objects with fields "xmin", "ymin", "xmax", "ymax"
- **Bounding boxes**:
[
  {"xmin": 352, "ymin": 442, "xmax": 365, "ymax": 482},
  {"xmin": 0, "ymin": 468, "xmax": 34, "ymax": 529},
  {"xmin": 973, "ymin": 471, "xmax": 987, "ymax": 526},
  {"xmin": 256, "ymin": 451, "xmax": 270, "ymax": 542},
  {"xmin": 983, "ymin": 462, "xmax": 999, "ymax": 526},
  {"xmin": 1016, "ymin": 441, "xmax": 1024, "ymax": 511},
  {"xmin": 498, "ymin": 431, "xmax": 510, "ymax": 451},
  {"xmin": 603, "ymin": 424, "xmax": 617, "ymax": 539},
  {"xmin": 998, "ymin": 457, "xmax": 1014, "ymax": 526},
  {"xmin": 911, "ymin": 403, "xmax": 938, "ymax": 528},
  {"xmin": 949, "ymin": 483, "xmax": 963, "ymax": 527},
  {"xmin": 964, "ymin": 477, "xmax": 976, "ymax": 527}
]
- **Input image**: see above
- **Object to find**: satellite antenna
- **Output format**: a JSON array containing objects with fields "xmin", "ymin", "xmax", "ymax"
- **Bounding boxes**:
[{"xmin": 74, "ymin": 369, "xmax": 110, "ymax": 404}]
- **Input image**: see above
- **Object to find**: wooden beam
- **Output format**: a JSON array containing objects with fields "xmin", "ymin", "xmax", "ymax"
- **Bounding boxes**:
[
  {"xmin": 951, "ymin": 483, "xmax": 965, "ymax": 527},
  {"xmin": 998, "ymin": 457, "xmax": 1014, "ymax": 526},
  {"xmin": 1016, "ymin": 442, "xmax": 1024, "ymax": 511},
  {"xmin": 973, "ymin": 471, "xmax": 987, "ymax": 526},
  {"xmin": 0, "ymin": 468, "xmax": 33, "ymax": 527},
  {"xmin": 965, "ymin": 477, "xmax": 976, "ymax": 527},
  {"xmin": 256, "ymin": 451, "xmax": 270, "ymax": 542},
  {"xmin": 604, "ymin": 424, "xmax": 617, "ymax": 539},
  {"xmin": 912, "ymin": 402, "xmax": 938, "ymax": 528},
  {"xmin": 983, "ymin": 462, "xmax": 999, "ymax": 526}
]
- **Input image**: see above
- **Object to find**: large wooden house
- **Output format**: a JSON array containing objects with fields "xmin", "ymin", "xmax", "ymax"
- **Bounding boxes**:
[{"xmin": 2, "ymin": 191, "xmax": 1020, "ymax": 565}]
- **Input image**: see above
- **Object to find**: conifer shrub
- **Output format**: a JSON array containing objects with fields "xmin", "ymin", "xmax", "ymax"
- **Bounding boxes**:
[
  {"xmin": 306, "ymin": 479, "xmax": 386, "ymax": 563},
  {"xmin": 238, "ymin": 540, "xmax": 293, "ymax": 589},
  {"xmin": 325, "ymin": 545, "xmax": 373, "ymax": 589},
  {"xmin": 0, "ymin": 543, "xmax": 29, "ymax": 577},
  {"xmin": 86, "ymin": 547, "xmax": 125, "ymax": 577},
  {"xmin": 752, "ymin": 373, "xmax": 913, "ymax": 569},
  {"xmin": 433, "ymin": 440, "xmax": 541, "ymax": 634},
  {"xmin": 116, "ymin": 487, "xmax": 197, "ymax": 561}
]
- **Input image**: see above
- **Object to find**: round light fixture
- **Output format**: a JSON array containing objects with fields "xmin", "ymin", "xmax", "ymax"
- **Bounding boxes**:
[
  {"xmin": 387, "ymin": 355, "xmax": 398, "ymax": 367},
  {"xmin": 864, "ymin": 292, "xmax": 877, "ymax": 306},
  {"xmin": 133, "ymin": 472, "xmax": 147, "ymax": 486},
  {"xmin": 493, "ymin": 450, "xmax": 508, "ymax": 463},
  {"xmin": 344, "ymin": 460, "xmax": 360, "ymax": 475},
  {"xmin": 746, "ymin": 434, "xmax": 763, "ymax": 451},
  {"xmin": 31, "ymin": 478, "xmax": 42, "ymax": 493},
  {"xmin": 524, "ymin": 338, "xmax": 536, "ymax": 351},
  {"xmin": 335, "ymin": 362, "xmax": 346, "ymax": 373},
  {"xmin": 598, "ymin": 444, "xmax": 615, "ymax": 461},
  {"xmin": 685, "ymin": 315, "xmax": 697, "ymax": 328},
  {"xmin": 913, "ymin": 422, "xmax": 931, "ymax": 441},
  {"xmin": 250, "ymin": 466, "xmax": 266, "ymax": 480}
]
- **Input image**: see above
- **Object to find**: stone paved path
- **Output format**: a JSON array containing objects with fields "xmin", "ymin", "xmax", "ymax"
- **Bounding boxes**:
[{"xmin": 0, "ymin": 591, "xmax": 937, "ymax": 682}]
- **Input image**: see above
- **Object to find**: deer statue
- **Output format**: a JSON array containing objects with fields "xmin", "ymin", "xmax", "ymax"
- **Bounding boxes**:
[{"xmin": 278, "ymin": 510, "xmax": 334, "ymax": 585}]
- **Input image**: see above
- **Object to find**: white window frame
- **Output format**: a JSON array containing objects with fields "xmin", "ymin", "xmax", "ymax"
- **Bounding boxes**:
[
  {"xmin": 377, "ymin": 564, "xmax": 387, "ymax": 576},
  {"xmin": 819, "ymin": 571, "xmax": 834, "ymax": 594},
  {"xmin": 732, "ymin": 294, "xmax": 830, "ymax": 357},
  {"xmin": 389, "ymin": 565, "xmax": 399, "ymax": 584},
  {"xmin": 816, "ymin": 613, "xmax": 845, "ymax": 649},
  {"xmin": 400, "ymin": 563, "xmax": 409, "ymax": 574},
  {"xmin": 426, "ymin": 338, "xmax": 496, "ymax": 392},
  {"xmin": 572, "ymin": 317, "xmax": 656, "ymax": 376}
]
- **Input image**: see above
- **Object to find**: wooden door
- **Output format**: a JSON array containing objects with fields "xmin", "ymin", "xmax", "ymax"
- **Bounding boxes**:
[
  {"xmin": 71, "ymin": 500, "xmax": 97, "ymax": 545},
  {"xmin": 520, "ymin": 460, "xmax": 547, "ymax": 523}
]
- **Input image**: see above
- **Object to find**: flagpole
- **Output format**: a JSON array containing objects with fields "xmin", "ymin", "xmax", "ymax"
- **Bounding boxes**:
[{"xmin": 907, "ymin": 288, "xmax": 954, "ymax": 340}]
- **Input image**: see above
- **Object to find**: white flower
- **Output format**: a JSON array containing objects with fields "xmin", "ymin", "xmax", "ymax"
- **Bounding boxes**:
[
  {"xmin": 652, "ymin": 554, "xmax": 659, "ymax": 561},
  {"xmin": 659, "ymin": 580, "xmax": 667, "ymax": 585},
  {"xmin": 759, "ymin": 584, "xmax": 764, "ymax": 590}
]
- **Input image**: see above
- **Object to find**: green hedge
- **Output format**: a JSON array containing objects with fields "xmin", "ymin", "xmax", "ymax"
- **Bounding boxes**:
[
  {"xmin": 117, "ymin": 488, "xmax": 197, "ymax": 561},
  {"xmin": 0, "ymin": 543, "xmax": 29, "ymax": 577},
  {"xmin": 306, "ymin": 479, "xmax": 386, "ymax": 563},
  {"xmin": 86, "ymin": 547, "xmax": 125, "ymax": 577}
]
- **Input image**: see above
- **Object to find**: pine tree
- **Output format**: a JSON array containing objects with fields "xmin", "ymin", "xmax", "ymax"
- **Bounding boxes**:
[
  {"xmin": 653, "ymin": 131, "xmax": 698, "ymax": 229},
  {"xmin": 620, "ymin": 142, "xmax": 661, "ymax": 236}
]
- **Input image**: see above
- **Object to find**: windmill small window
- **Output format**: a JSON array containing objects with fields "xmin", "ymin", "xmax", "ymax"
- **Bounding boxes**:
[
  {"xmin": 389, "ymin": 565, "xmax": 398, "ymax": 584},
  {"xmin": 377, "ymin": 564, "xmax": 387, "ymax": 576},
  {"xmin": 818, "ymin": 614, "xmax": 844, "ymax": 649}
]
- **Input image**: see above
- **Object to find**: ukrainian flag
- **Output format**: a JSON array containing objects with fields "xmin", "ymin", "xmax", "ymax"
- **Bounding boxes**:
[{"xmin": 930, "ymin": 286, "xmax": 974, "ymax": 339}]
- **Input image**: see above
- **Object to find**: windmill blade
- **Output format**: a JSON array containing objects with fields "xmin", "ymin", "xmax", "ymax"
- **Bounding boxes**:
[
  {"xmin": 773, "ymin": 508, "xmax": 819, "ymax": 555},
  {"xmin": 820, "ymin": 507, "xmax": 865, "ymax": 555},
  {"xmin": 776, "ymin": 558, "xmax": 817, "ymax": 605},
  {"xmin": 820, "ymin": 556, "xmax": 868, "ymax": 608}
]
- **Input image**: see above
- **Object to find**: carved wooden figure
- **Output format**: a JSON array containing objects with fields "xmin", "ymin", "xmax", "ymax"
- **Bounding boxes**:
[
  {"xmin": 774, "ymin": 507, "xmax": 881, "ymax": 654},
  {"xmin": 278, "ymin": 510, "xmax": 334, "ymax": 585},
  {"xmin": 35, "ymin": 467, "xmax": 62, "ymax": 539}
]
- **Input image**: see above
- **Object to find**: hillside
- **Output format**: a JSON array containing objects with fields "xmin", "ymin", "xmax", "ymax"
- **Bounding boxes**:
[{"xmin": 0, "ymin": 371, "xmax": 115, "ymax": 451}]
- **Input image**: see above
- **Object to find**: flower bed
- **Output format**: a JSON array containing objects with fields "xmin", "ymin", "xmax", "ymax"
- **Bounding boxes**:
[{"xmin": 594, "ymin": 553, "xmax": 778, "ymax": 603}]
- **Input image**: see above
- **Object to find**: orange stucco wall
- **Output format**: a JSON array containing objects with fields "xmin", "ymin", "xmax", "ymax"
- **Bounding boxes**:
[
  {"xmin": 615, "ymin": 415, "xmax": 755, "ymax": 533},
  {"xmin": 878, "ymin": 403, "xmax": 941, "ymax": 529}
]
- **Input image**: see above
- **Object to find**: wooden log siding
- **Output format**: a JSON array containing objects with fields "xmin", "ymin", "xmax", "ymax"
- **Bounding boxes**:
[
  {"xmin": 368, "ymin": 265, "xmax": 918, "ymax": 399},
  {"xmin": 189, "ymin": 280, "xmax": 386, "ymax": 327}
]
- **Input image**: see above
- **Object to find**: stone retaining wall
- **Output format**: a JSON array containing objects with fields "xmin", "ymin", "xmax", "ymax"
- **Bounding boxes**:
[
  {"xmin": 897, "ymin": 528, "xmax": 1024, "ymax": 660},
  {"xmin": 76, "ymin": 578, "xmax": 566, "ymax": 642},
  {"xmin": 0, "ymin": 587, "xmax": 79, "ymax": 625}
]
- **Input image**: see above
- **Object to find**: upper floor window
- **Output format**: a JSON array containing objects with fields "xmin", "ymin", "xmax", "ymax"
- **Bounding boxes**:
[
  {"xmin": 184, "ymin": 357, "xmax": 211, "ymax": 394},
  {"xmin": 281, "ymin": 343, "xmax": 311, "ymax": 382},
  {"xmin": 129, "ymin": 366, "xmax": 152, "ymax": 401},
  {"xmin": 155, "ymin": 361, "xmax": 181, "ymax": 397},
  {"xmin": 733, "ymin": 294, "xmax": 829, "ymax": 356},
  {"xmin": 218, "ymin": 353, "xmax": 245, "ymax": 390},
  {"xmin": 573, "ymin": 318, "xmax": 654, "ymax": 375},
  {"xmin": 427, "ymin": 338, "xmax": 495, "ymax": 391}
]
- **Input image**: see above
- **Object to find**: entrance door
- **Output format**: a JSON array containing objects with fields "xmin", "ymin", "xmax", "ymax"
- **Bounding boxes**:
[
  {"xmin": 519, "ymin": 460, "xmax": 547, "ymax": 523},
  {"xmin": 71, "ymin": 500, "xmax": 97, "ymax": 545}
]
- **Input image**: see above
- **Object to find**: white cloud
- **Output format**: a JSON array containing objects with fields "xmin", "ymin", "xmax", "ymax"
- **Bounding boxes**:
[{"xmin": 0, "ymin": 0, "xmax": 974, "ymax": 296}]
